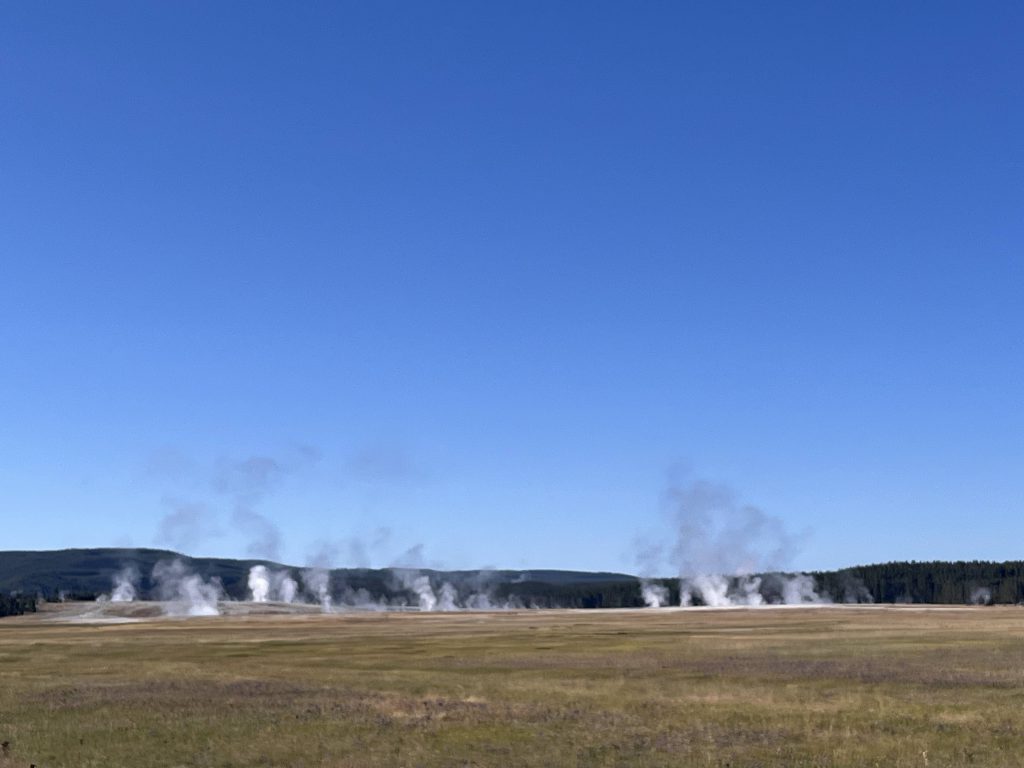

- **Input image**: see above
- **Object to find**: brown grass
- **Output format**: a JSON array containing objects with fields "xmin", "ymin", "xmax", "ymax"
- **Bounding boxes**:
[{"xmin": 1, "ymin": 605, "xmax": 1024, "ymax": 766}]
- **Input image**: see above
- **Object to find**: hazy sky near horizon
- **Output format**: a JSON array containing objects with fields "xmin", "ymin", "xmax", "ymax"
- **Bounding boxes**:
[{"xmin": 2, "ymin": 3, "xmax": 1021, "ymax": 573}]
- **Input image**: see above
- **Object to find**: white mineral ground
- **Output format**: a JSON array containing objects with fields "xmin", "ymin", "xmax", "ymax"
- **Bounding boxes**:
[{"xmin": 12, "ymin": 600, "xmax": 986, "ymax": 625}]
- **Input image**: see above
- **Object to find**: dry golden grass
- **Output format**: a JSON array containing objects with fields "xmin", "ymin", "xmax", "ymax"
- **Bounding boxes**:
[{"xmin": 2, "ymin": 605, "xmax": 1024, "ymax": 766}]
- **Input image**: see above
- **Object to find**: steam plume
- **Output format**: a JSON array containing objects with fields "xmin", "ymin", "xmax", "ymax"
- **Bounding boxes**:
[
  {"xmin": 152, "ymin": 559, "xmax": 222, "ymax": 616},
  {"xmin": 155, "ymin": 498, "xmax": 215, "ymax": 553},
  {"xmin": 302, "ymin": 568, "xmax": 333, "ymax": 611},
  {"xmin": 640, "ymin": 580, "xmax": 669, "ymax": 608},
  {"xmin": 274, "ymin": 570, "xmax": 298, "ymax": 603},
  {"xmin": 970, "ymin": 586, "xmax": 992, "ymax": 605},
  {"xmin": 437, "ymin": 582, "xmax": 459, "ymax": 611},
  {"xmin": 151, "ymin": 448, "xmax": 320, "ymax": 560},
  {"xmin": 380, "ymin": 568, "xmax": 520, "ymax": 612},
  {"xmin": 247, "ymin": 565, "xmax": 299, "ymax": 603},
  {"xmin": 248, "ymin": 565, "xmax": 271, "ymax": 602},
  {"xmin": 110, "ymin": 566, "xmax": 139, "ymax": 602},
  {"xmin": 404, "ymin": 573, "xmax": 438, "ymax": 611},
  {"xmin": 637, "ymin": 476, "xmax": 833, "ymax": 607}
]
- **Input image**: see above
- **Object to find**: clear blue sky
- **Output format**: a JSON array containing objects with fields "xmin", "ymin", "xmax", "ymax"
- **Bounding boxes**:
[{"xmin": 2, "ymin": 2, "xmax": 1021, "ymax": 573}]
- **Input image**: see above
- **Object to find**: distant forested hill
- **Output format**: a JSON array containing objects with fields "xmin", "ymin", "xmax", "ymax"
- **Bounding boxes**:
[
  {"xmin": 0, "ymin": 548, "xmax": 639, "ymax": 605},
  {"xmin": 506, "ymin": 561, "xmax": 1024, "ymax": 607},
  {"xmin": 0, "ymin": 548, "xmax": 268, "ymax": 601},
  {"xmin": 813, "ymin": 561, "xmax": 1024, "ymax": 605},
  {"xmin": 2, "ymin": 549, "xmax": 1024, "ymax": 607}
]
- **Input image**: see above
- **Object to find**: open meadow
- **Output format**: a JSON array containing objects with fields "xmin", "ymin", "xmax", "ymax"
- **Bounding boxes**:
[{"xmin": 2, "ymin": 604, "xmax": 1024, "ymax": 767}]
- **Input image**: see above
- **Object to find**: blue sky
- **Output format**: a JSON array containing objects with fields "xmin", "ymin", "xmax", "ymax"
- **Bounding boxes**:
[{"xmin": 2, "ymin": 2, "xmax": 1021, "ymax": 573}]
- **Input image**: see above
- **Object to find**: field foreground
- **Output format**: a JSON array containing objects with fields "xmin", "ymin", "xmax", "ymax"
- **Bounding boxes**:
[{"xmin": 2, "ymin": 605, "xmax": 1024, "ymax": 767}]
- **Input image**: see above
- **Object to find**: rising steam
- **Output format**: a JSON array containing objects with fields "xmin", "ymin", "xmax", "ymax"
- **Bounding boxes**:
[
  {"xmin": 247, "ymin": 565, "xmax": 299, "ymax": 603},
  {"xmin": 640, "ymin": 580, "xmax": 669, "ymax": 608},
  {"xmin": 152, "ymin": 559, "xmax": 222, "ymax": 616},
  {"xmin": 151, "ymin": 448, "xmax": 321, "ymax": 562},
  {"xmin": 970, "ymin": 586, "xmax": 992, "ymax": 605},
  {"xmin": 302, "ymin": 567, "xmax": 333, "ymax": 611},
  {"xmin": 636, "ymin": 476, "xmax": 855, "ymax": 607},
  {"xmin": 109, "ymin": 566, "xmax": 139, "ymax": 602}
]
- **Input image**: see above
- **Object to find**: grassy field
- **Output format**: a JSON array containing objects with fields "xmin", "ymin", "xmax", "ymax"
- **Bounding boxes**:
[{"xmin": 2, "ymin": 605, "xmax": 1024, "ymax": 767}]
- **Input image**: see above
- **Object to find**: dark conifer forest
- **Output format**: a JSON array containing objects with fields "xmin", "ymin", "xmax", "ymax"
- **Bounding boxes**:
[{"xmin": 2, "ymin": 550, "xmax": 1024, "ymax": 609}]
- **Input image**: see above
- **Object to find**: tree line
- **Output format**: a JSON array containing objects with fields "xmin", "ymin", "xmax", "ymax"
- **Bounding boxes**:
[
  {"xmin": 9, "ymin": 554, "xmax": 1024, "ymax": 609},
  {"xmin": 0, "ymin": 594, "xmax": 36, "ymax": 617},
  {"xmin": 815, "ymin": 561, "xmax": 1024, "ymax": 604}
]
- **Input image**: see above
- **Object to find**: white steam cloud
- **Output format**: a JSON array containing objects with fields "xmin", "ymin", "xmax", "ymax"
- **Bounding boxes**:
[
  {"xmin": 970, "ymin": 586, "xmax": 992, "ymax": 605},
  {"xmin": 151, "ymin": 448, "xmax": 321, "ymax": 561},
  {"xmin": 640, "ymin": 580, "xmax": 669, "ymax": 608},
  {"xmin": 637, "ymin": 476, "xmax": 837, "ymax": 608},
  {"xmin": 247, "ymin": 565, "xmax": 299, "ymax": 603},
  {"xmin": 152, "ymin": 559, "xmax": 222, "ymax": 616},
  {"xmin": 383, "ymin": 569, "xmax": 521, "ymax": 612},
  {"xmin": 110, "ymin": 566, "xmax": 139, "ymax": 602},
  {"xmin": 302, "ymin": 568, "xmax": 333, "ymax": 611},
  {"xmin": 393, "ymin": 571, "xmax": 438, "ymax": 611}
]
